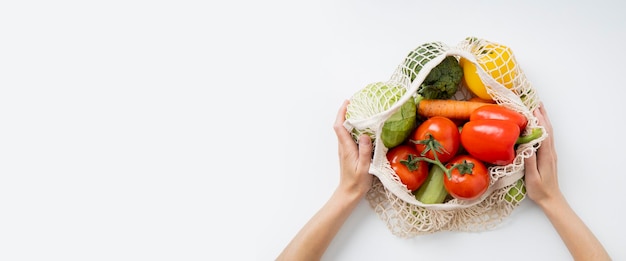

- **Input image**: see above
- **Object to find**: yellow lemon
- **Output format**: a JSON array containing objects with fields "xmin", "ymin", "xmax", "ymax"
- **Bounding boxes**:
[
  {"xmin": 461, "ymin": 42, "xmax": 518, "ymax": 100},
  {"xmin": 459, "ymin": 57, "xmax": 491, "ymax": 100},
  {"xmin": 477, "ymin": 43, "xmax": 517, "ymax": 89}
]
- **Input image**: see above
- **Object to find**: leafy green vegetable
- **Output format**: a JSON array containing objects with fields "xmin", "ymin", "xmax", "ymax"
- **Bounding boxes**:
[
  {"xmin": 381, "ymin": 96, "xmax": 416, "ymax": 148},
  {"xmin": 346, "ymin": 82, "xmax": 416, "ymax": 148},
  {"xmin": 402, "ymin": 42, "xmax": 443, "ymax": 82},
  {"xmin": 417, "ymin": 56, "xmax": 463, "ymax": 99}
]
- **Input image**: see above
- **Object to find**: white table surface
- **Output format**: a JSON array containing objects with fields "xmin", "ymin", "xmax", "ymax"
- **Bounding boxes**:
[
  {"xmin": 1, "ymin": 1, "xmax": 624, "ymax": 260},
  {"xmin": 256, "ymin": 1, "xmax": 626, "ymax": 260}
]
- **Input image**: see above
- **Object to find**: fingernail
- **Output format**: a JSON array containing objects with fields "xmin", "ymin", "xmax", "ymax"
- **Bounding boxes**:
[{"xmin": 360, "ymin": 135, "xmax": 371, "ymax": 145}]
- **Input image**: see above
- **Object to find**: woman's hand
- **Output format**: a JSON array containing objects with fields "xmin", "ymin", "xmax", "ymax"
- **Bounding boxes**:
[
  {"xmin": 524, "ymin": 103, "xmax": 560, "ymax": 207},
  {"xmin": 524, "ymin": 103, "xmax": 611, "ymax": 260},
  {"xmin": 277, "ymin": 100, "xmax": 373, "ymax": 261},
  {"xmin": 333, "ymin": 100, "xmax": 373, "ymax": 199}
]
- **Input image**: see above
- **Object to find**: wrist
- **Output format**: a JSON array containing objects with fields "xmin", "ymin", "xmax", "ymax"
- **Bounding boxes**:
[
  {"xmin": 334, "ymin": 184, "xmax": 367, "ymax": 208},
  {"xmin": 537, "ymin": 192, "xmax": 567, "ymax": 213},
  {"xmin": 338, "ymin": 178, "xmax": 370, "ymax": 198}
]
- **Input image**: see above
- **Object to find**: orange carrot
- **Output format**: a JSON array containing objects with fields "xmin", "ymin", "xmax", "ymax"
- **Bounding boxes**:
[
  {"xmin": 417, "ymin": 99, "xmax": 488, "ymax": 120},
  {"xmin": 468, "ymin": 97, "xmax": 496, "ymax": 104}
]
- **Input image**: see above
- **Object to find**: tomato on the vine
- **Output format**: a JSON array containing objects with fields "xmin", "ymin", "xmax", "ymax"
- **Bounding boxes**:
[
  {"xmin": 411, "ymin": 116, "xmax": 460, "ymax": 164},
  {"xmin": 443, "ymin": 155, "xmax": 490, "ymax": 200},
  {"xmin": 386, "ymin": 144, "xmax": 429, "ymax": 191}
]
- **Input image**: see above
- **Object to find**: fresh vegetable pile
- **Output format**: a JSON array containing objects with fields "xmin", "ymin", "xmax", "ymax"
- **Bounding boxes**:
[{"xmin": 343, "ymin": 37, "xmax": 546, "ymax": 237}]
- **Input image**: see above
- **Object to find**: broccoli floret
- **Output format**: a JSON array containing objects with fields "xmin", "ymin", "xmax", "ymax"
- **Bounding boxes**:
[{"xmin": 418, "ymin": 56, "xmax": 463, "ymax": 100}]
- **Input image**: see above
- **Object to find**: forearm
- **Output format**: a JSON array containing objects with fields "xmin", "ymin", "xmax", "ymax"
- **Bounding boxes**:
[
  {"xmin": 540, "ymin": 194, "xmax": 610, "ymax": 260},
  {"xmin": 277, "ymin": 188, "xmax": 363, "ymax": 261}
]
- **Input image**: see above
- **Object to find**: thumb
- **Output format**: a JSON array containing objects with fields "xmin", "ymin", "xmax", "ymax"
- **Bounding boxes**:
[{"xmin": 357, "ymin": 134, "xmax": 373, "ymax": 171}]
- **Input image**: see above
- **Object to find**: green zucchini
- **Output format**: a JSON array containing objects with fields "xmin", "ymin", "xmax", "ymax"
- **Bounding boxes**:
[{"xmin": 414, "ymin": 165, "xmax": 448, "ymax": 204}]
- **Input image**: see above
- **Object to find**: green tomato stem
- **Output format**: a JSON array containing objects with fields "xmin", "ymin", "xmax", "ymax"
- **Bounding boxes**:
[
  {"xmin": 413, "ymin": 156, "xmax": 450, "ymax": 179},
  {"xmin": 410, "ymin": 129, "xmax": 475, "ymax": 180}
]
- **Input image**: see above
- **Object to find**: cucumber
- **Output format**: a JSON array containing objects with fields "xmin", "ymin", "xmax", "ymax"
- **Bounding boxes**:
[{"xmin": 414, "ymin": 165, "xmax": 448, "ymax": 204}]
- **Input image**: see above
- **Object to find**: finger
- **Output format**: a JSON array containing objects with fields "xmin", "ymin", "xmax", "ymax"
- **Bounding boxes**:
[
  {"xmin": 357, "ymin": 134, "xmax": 373, "ymax": 172},
  {"xmin": 536, "ymin": 102, "xmax": 546, "ymax": 118},
  {"xmin": 534, "ymin": 103, "xmax": 547, "ymax": 127},
  {"xmin": 334, "ymin": 100, "xmax": 357, "ymax": 151},
  {"xmin": 534, "ymin": 104, "xmax": 556, "ymax": 155},
  {"xmin": 535, "ymin": 104, "xmax": 556, "ymax": 164},
  {"xmin": 334, "ymin": 100, "xmax": 350, "ymax": 127},
  {"xmin": 524, "ymin": 153, "xmax": 540, "ymax": 182},
  {"xmin": 536, "ymin": 103, "xmax": 554, "ymax": 138}
]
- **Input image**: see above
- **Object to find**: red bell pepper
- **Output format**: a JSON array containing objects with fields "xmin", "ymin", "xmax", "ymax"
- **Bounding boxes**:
[
  {"xmin": 469, "ymin": 104, "xmax": 528, "ymax": 131},
  {"xmin": 460, "ymin": 119, "xmax": 520, "ymax": 165},
  {"xmin": 461, "ymin": 116, "xmax": 543, "ymax": 166}
]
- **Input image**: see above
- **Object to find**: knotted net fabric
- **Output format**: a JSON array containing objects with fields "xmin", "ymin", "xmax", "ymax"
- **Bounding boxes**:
[{"xmin": 343, "ymin": 37, "xmax": 546, "ymax": 237}]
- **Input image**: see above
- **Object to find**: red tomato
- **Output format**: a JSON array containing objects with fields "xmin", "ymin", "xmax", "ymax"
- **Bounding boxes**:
[
  {"xmin": 386, "ymin": 145, "xmax": 429, "ymax": 191},
  {"xmin": 443, "ymin": 155, "xmax": 490, "ymax": 200},
  {"xmin": 411, "ymin": 116, "xmax": 460, "ymax": 163}
]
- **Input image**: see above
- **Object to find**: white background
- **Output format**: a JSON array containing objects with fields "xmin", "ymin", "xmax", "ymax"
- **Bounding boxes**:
[{"xmin": 1, "ymin": 0, "xmax": 625, "ymax": 260}]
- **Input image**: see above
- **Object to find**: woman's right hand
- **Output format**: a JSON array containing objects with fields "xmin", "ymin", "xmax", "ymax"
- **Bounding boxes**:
[{"xmin": 524, "ymin": 103, "xmax": 561, "ymax": 207}]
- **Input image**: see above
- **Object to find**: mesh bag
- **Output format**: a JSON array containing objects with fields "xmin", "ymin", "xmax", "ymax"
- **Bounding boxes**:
[{"xmin": 343, "ymin": 37, "xmax": 547, "ymax": 237}]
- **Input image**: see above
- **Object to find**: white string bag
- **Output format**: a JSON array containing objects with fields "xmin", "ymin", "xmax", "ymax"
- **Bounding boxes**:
[{"xmin": 343, "ymin": 37, "xmax": 547, "ymax": 237}]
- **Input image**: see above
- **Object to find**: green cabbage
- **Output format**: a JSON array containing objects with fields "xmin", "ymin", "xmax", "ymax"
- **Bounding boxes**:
[{"xmin": 346, "ymin": 82, "xmax": 416, "ymax": 148}]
